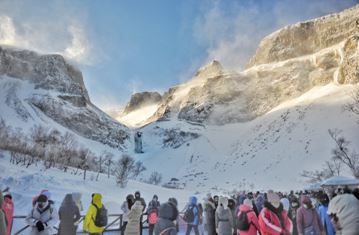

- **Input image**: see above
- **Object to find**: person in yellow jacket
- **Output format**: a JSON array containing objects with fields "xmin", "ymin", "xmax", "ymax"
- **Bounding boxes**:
[{"xmin": 83, "ymin": 193, "xmax": 105, "ymax": 235}]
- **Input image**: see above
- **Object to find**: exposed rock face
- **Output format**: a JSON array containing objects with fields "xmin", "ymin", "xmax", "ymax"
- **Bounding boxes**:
[
  {"xmin": 122, "ymin": 5, "xmax": 359, "ymax": 126},
  {"xmin": 0, "ymin": 46, "xmax": 129, "ymax": 148},
  {"xmin": 194, "ymin": 60, "xmax": 224, "ymax": 79},
  {"xmin": 247, "ymin": 5, "xmax": 359, "ymax": 68},
  {"xmin": 123, "ymin": 91, "xmax": 162, "ymax": 114},
  {"xmin": 0, "ymin": 46, "xmax": 89, "ymax": 100},
  {"xmin": 338, "ymin": 36, "xmax": 359, "ymax": 84}
]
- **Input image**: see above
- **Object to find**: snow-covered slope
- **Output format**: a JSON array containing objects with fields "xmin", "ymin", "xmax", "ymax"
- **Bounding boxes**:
[
  {"xmin": 0, "ymin": 46, "xmax": 129, "ymax": 150},
  {"xmin": 115, "ymin": 5, "xmax": 359, "ymax": 192},
  {"xmin": 133, "ymin": 84, "xmax": 359, "ymax": 192}
]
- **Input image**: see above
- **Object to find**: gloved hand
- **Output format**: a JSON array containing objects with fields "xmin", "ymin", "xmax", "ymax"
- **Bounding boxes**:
[{"xmin": 36, "ymin": 221, "xmax": 45, "ymax": 232}]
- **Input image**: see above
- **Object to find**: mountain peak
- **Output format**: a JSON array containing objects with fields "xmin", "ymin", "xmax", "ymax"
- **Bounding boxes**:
[
  {"xmin": 123, "ymin": 91, "xmax": 162, "ymax": 114},
  {"xmin": 194, "ymin": 60, "xmax": 224, "ymax": 79}
]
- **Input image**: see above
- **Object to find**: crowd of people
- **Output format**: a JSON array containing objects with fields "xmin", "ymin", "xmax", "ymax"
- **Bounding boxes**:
[{"xmin": 0, "ymin": 187, "xmax": 359, "ymax": 235}]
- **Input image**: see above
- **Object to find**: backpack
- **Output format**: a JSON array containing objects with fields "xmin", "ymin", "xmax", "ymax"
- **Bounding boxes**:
[
  {"xmin": 92, "ymin": 203, "xmax": 108, "ymax": 227},
  {"xmin": 148, "ymin": 208, "xmax": 159, "ymax": 225},
  {"xmin": 183, "ymin": 205, "xmax": 197, "ymax": 223},
  {"xmin": 237, "ymin": 210, "xmax": 252, "ymax": 231}
]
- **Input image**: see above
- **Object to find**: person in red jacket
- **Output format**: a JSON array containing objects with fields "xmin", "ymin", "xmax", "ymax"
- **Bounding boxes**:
[
  {"xmin": 258, "ymin": 192, "xmax": 292, "ymax": 235},
  {"xmin": 237, "ymin": 199, "xmax": 260, "ymax": 235},
  {"xmin": 2, "ymin": 192, "xmax": 14, "ymax": 235}
]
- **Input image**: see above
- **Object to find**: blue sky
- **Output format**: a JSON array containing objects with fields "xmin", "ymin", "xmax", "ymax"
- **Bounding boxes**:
[{"xmin": 0, "ymin": 0, "xmax": 358, "ymax": 110}]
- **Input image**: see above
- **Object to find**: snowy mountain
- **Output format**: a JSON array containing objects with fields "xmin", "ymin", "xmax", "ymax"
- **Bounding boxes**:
[
  {"xmin": 0, "ymin": 46, "xmax": 129, "ymax": 149},
  {"xmin": 117, "ymin": 5, "xmax": 359, "ymax": 191},
  {"xmin": 119, "ymin": 5, "xmax": 359, "ymax": 126},
  {"xmin": 1, "ymin": 5, "xmax": 359, "ymax": 199}
]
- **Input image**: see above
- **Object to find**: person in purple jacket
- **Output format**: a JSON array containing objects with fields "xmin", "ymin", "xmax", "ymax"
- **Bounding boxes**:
[{"xmin": 296, "ymin": 195, "xmax": 324, "ymax": 235}]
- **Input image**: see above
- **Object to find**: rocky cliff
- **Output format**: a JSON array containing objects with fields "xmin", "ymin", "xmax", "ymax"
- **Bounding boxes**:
[
  {"xmin": 120, "ymin": 5, "xmax": 359, "ymax": 126},
  {"xmin": 0, "ymin": 46, "xmax": 129, "ymax": 149}
]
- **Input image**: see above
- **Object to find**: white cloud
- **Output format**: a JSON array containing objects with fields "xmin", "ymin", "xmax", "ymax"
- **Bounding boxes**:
[
  {"xmin": 64, "ymin": 24, "xmax": 93, "ymax": 65},
  {"xmin": 0, "ymin": 15, "xmax": 16, "ymax": 45},
  {"xmin": 0, "ymin": 13, "xmax": 95, "ymax": 65}
]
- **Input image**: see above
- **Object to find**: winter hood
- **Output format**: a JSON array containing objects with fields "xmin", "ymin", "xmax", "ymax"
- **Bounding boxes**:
[
  {"xmin": 327, "ymin": 194, "xmax": 359, "ymax": 233},
  {"xmin": 239, "ymin": 203, "xmax": 252, "ymax": 212},
  {"xmin": 280, "ymin": 198, "xmax": 290, "ymax": 211},
  {"xmin": 62, "ymin": 194, "xmax": 75, "ymax": 207},
  {"xmin": 301, "ymin": 195, "xmax": 311, "ymax": 204},
  {"xmin": 92, "ymin": 193, "xmax": 103, "ymax": 208},
  {"xmin": 159, "ymin": 202, "xmax": 178, "ymax": 221},
  {"xmin": 190, "ymin": 196, "xmax": 197, "ymax": 205},
  {"xmin": 219, "ymin": 197, "xmax": 228, "ymax": 209}
]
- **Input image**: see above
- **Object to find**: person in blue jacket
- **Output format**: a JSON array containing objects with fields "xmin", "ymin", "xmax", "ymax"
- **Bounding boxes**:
[
  {"xmin": 185, "ymin": 196, "xmax": 200, "ymax": 235},
  {"xmin": 318, "ymin": 193, "xmax": 335, "ymax": 235}
]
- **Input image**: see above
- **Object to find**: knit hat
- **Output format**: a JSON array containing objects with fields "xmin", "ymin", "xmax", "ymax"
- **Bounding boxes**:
[
  {"xmin": 267, "ymin": 192, "xmax": 280, "ymax": 205},
  {"xmin": 3, "ymin": 192, "xmax": 12, "ymax": 199},
  {"xmin": 280, "ymin": 198, "xmax": 290, "ymax": 211},
  {"xmin": 243, "ymin": 199, "xmax": 253, "ymax": 208},
  {"xmin": 41, "ymin": 190, "xmax": 51, "ymax": 200},
  {"xmin": 37, "ymin": 194, "xmax": 48, "ymax": 203}
]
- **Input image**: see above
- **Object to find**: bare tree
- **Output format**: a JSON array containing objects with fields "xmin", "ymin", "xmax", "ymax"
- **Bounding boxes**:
[
  {"xmin": 301, "ymin": 160, "xmax": 341, "ymax": 183},
  {"xmin": 344, "ymin": 88, "xmax": 359, "ymax": 116},
  {"xmin": 104, "ymin": 153, "xmax": 114, "ymax": 178},
  {"xmin": 131, "ymin": 161, "xmax": 146, "ymax": 179},
  {"xmin": 147, "ymin": 171, "xmax": 162, "ymax": 185},
  {"xmin": 58, "ymin": 132, "xmax": 77, "ymax": 172},
  {"xmin": 325, "ymin": 160, "xmax": 342, "ymax": 177},
  {"xmin": 301, "ymin": 170, "xmax": 327, "ymax": 183},
  {"xmin": 115, "ymin": 154, "xmax": 135, "ymax": 188},
  {"xmin": 329, "ymin": 129, "xmax": 359, "ymax": 178},
  {"xmin": 96, "ymin": 152, "xmax": 108, "ymax": 181}
]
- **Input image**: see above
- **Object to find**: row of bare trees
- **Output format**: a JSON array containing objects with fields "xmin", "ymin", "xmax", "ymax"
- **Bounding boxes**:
[{"xmin": 0, "ymin": 118, "xmax": 147, "ymax": 184}]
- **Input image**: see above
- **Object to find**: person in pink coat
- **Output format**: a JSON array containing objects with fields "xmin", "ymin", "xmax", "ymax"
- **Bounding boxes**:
[
  {"xmin": 237, "ymin": 199, "xmax": 260, "ymax": 235},
  {"xmin": 2, "ymin": 192, "xmax": 14, "ymax": 235}
]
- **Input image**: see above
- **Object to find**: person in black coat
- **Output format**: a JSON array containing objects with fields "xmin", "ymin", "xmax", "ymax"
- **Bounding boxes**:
[
  {"xmin": 58, "ymin": 194, "xmax": 81, "ymax": 235},
  {"xmin": 134, "ymin": 191, "xmax": 146, "ymax": 235},
  {"xmin": 154, "ymin": 199, "xmax": 179, "ymax": 235},
  {"xmin": 227, "ymin": 199, "xmax": 237, "ymax": 235},
  {"xmin": 205, "ymin": 198, "xmax": 217, "ymax": 235}
]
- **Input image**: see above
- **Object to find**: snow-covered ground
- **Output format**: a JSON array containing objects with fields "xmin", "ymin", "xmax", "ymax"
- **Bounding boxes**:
[
  {"xmin": 0, "ymin": 152, "xmax": 194, "ymax": 234},
  {"xmin": 132, "ymin": 83, "xmax": 359, "ymax": 193}
]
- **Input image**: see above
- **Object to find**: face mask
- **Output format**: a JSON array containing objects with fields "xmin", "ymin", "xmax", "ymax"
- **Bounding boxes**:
[
  {"xmin": 38, "ymin": 202, "xmax": 46, "ymax": 208},
  {"xmin": 272, "ymin": 202, "xmax": 281, "ymax": 208}
]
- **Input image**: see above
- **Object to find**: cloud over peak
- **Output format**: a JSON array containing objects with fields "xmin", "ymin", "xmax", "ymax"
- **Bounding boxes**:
[{"xmin": 0, "ymin": 12, "xmax": 95, "ymax": 65}]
